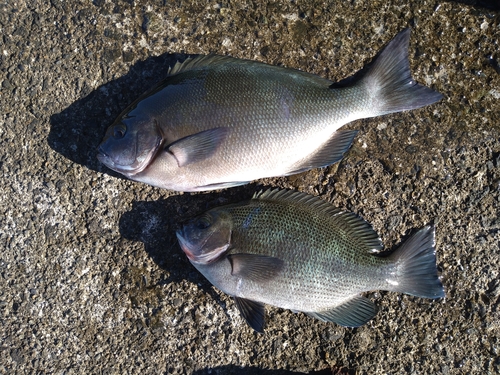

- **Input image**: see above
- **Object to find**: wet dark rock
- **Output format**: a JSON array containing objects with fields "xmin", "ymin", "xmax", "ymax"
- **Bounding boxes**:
[
  {"xmin": 2, "ymin": 79, "xmax": 13, "ymax": 89},
  {"xmin": 102, "ymin": 48, "xmax": 122, "ymax": 62}
]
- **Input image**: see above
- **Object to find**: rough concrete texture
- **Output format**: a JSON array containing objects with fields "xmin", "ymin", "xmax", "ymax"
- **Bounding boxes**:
[{"xmin": 1, "ymin": 0, "xmax": 499, "ymax": 374}]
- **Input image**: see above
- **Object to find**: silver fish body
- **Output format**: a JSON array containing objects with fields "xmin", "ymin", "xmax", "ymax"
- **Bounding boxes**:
[
  {"xmin": 98, "ymin": 29, "xmax": 442, "ymax": 192},
  {"xmin": 176, "ymin": 189, "xmax": 445, "ymax": 332}
]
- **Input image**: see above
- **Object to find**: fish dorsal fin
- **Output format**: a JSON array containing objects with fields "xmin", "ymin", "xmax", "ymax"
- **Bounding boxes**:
[
  {"xmin": 253, "ymin": 188, "xmax": 343, "ymax": 217},
  {"xmin": 168, "ymin": 54, "xmax": 241, "ymax": 76},
  {"xmin": 253, "ymin": 189, "xmax": 383, "ymax": 253},
  {"xmin": 233, "ymin": 297, "xmax": 265, "ymax": 333},
  {"xmin": 329, "ymin": 211, "xmax": 383, "ymax": 253},
  {"xmin": 168, "ymin": 54, "xmax": 333, "ymax": 88},
  {"xmin": 304, "ymin": 295, "xmax": 378, "ymax": 327}
]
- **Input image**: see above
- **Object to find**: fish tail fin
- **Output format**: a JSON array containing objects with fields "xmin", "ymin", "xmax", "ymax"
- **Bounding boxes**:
[
  {"xmin": 334, "ymin": 28, "xmax": 442, "ymax": 115},
  {"xmin": 387, "ymin": 225, "xmax": 445, "ymax": 299}
]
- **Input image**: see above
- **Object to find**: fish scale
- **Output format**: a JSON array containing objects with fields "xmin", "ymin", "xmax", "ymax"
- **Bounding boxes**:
[
  {"xmin": 177, "ymin": 189, "xmax": 445, "ymax": 332},
  {"xmin": 98, "ymin": 29, "xmax": 442, "ymax": 192}
]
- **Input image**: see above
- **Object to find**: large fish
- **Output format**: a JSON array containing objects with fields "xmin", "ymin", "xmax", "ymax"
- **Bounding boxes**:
[
  {"xmin": 176, "ymin": 189, "xmax": 445, "ymax": 332},
  {"xmin": 98, "ymin": 29, "xmax": 442, "ymax": 192}
]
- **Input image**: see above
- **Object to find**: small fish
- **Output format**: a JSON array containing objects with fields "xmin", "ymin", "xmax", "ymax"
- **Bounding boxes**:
[
  {"xmin": 98, "ymin": 29, "xmax": 442, "ymax": 192},
  {"xmin": 176, "ymin": 189, "xmax": 445, "ymax": 332}
]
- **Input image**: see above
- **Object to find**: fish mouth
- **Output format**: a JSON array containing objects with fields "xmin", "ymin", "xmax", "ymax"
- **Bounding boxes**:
[
  {"xmin": 97, "ymin": 148, "xmax": 114, "ymax": 167},
  {"xmin": 176, "ymin": 228, "xmax": 230, "ymax": 264},
  {"xmin": 97, "ymin": 134, "xmax": 163, "ymax": 176},
  {"xmin": 176, "ymin": 229, "xmax": 198, "ymax": 262}
]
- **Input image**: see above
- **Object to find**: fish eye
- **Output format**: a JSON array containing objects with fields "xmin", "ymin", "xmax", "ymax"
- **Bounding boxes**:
[
  {"xmin": 113, "ymin": 124, "xmax": 127, "ymax": 139},
  {"xmin": 195, "ymin": 216, "xmax": 211, "ymax": 230}
]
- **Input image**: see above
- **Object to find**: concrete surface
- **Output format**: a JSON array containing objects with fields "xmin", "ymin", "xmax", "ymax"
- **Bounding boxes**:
[{"xmin": 1, "ymin": 0, "xmax": 499, "ymax": 374}]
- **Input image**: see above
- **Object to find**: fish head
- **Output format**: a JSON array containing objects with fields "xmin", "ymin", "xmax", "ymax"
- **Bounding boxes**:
[
  {"xmin": 97, "ymin": 113, "xmax": 163, "ymax": 177},
  {"xmin": 176, "ymin": 210, "xmax": 232, "ymax": 265}
]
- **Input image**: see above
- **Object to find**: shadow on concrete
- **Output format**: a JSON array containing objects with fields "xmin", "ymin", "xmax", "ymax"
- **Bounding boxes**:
[
  {"xmin": 446, "ymin": 0, "xmax": 500, "ymax": 10},
  {"xmin": 48, "ymin": 52, "xmax": 188, "ymax": 178},
  {"xmin": 47, "ymin": 46, "xmax": 290, "ymax": 330},
  {"xmin": 117, "ymin": 182, "xmax": 262, "ymax": 298}
]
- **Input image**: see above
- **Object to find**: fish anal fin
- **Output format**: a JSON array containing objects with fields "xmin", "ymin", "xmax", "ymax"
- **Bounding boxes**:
[
  {"xmin": 167, "ymin": 127, "xmax": 229, "ymax": 167},
  {"xmin": 228, "ymin": 254, "xmax": 284, "ymax": 282},
  {"xmin": 305, "ymin": 296, "xmax": 378, "ymax": 327},
  {"xmin": 286, "ymin": 130, "xmax": 358, "ymax": 175},
  {"xmin": 233, "ymin": 297, "xmax": 265, "ymax": 333}
]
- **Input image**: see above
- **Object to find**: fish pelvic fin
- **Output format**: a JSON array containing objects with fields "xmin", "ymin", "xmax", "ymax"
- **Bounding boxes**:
[
  {"xmin": 194, "ymin": 180, "xmax": 251, "ymax": 191},
  {"xmin": 233, "ymin": 297, "xmax": 265, "ymax": 333},
  {"xmin": 304, "ymin": 295, "xmax": 378, "ymax": 327},
  {"xmin": 387, "ymin": 225, "xmax": 445, "ymax": 299},
  {"xmin": 333, "ymin": 28, "xmax": 443, "ymax": 115}
]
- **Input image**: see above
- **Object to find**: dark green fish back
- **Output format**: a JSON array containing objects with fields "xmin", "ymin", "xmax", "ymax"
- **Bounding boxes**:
[{"xmin": 228, "ymin": 189, "xmax": 383, "ymax": 258}]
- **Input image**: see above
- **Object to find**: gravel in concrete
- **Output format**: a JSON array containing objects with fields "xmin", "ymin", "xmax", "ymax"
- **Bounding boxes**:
[{"xmin": 1, "ymin": 1, "xmax": 499, "ymax": 374}]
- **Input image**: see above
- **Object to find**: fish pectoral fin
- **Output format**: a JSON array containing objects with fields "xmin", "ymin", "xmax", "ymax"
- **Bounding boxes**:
[
  {"xmin": 305, "ymin": 296, "xmax": 378, "ymax": 327},
  {"xmin": 233, "ymin": 297, "xmax": 265, "ymax": 333},
  {"xmin": 166, "ymin": 127, "xmax": 229, "ymax": 167},
  {"xmin": 285, "ymin": 130, "xmax": 358, "ymax": 175},
  {"xmin": 228, "ymin": 253, "xmax": 284, "ymax": 282}
]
